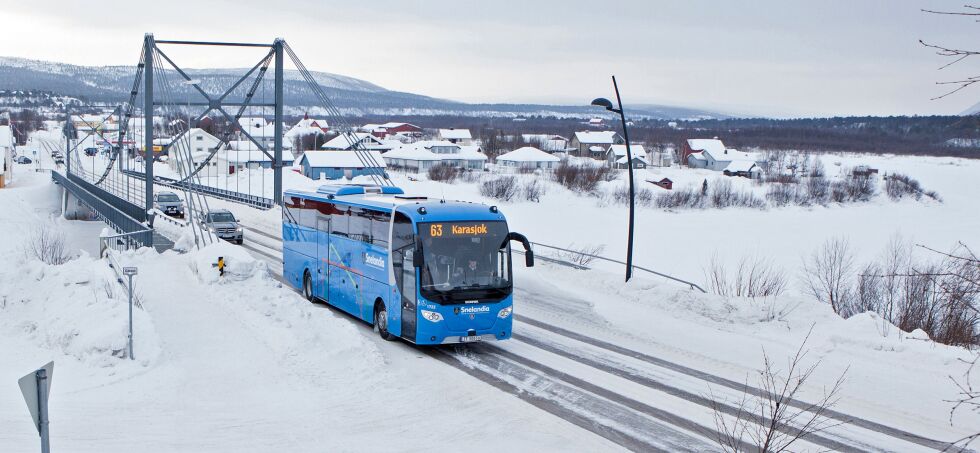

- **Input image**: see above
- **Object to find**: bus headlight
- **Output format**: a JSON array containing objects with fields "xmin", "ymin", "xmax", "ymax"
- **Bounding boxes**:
[
  {"xmin": 421, "ymin": 310, "xmax": 443, "ymax": 322},
  {"xmin": 497, "ymin": 306, "xmax": 513, "ymax": 319}
]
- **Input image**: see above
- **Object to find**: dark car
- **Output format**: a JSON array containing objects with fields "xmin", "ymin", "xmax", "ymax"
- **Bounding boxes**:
[
  {"xmin": 15, "ymin": 156, "xmax": 32, "ymax": 164},
  {"xmin": 84, "ymin": 147, "xmax": 98, "ymax": 156},
  {"xmin": 203, "ymin": 210, "xmax": 243, "ymax": 244},
  {"xmin": 153, "ymin": 191, "xmax": 185, "ymax": 218}
]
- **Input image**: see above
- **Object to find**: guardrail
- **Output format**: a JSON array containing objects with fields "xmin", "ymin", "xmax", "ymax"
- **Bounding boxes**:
[
  {"xmin": 123, "ymin": 170, "xmax": 275, "ymax": 209},
  {"xmin": 100, "ymin": 231, "xmax": 150, "ymax": 255},
  {"xmin": 528, "ymin": 241, "xmax": 707, "ymax": 293},
  {"xmin": 52, "ymin": 171, "xmax": 154, "ymax": 248}
]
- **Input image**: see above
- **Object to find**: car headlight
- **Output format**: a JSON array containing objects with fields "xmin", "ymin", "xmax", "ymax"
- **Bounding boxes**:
[
  {"xmin": 421, "ymin": 310, "xmax": 443, "ymax": 322},
  {"xmin": 235, "ymin": 227, "xmax": 243, "ymax": 232},
  {"xmin": 497, "ymin": 306, "xmax": 513, "ymax": 319}
]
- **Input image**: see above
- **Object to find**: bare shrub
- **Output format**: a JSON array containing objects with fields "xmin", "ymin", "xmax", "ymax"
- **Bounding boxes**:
[
  {"xmin": 427, "ymin": 163, "xmax": 460, "ymax": 182},
  {"xmin": 801, "ymin": 237, "xmax": 856, "ymax": 316},
  {"xmin": 711, "ymin": 333, "xmax": 846, "ymax": 452},
  {"xmin": 805, "ymin": 174, "xmax": 830, "ymax": 204},
  {"xmin": 611, "ymin": 185, "xmax": 654, "ymax": 207},
  {"xmin": 460, "ymin": 169, "xmax": 483, "ymax": 183},
  {"xmin": 809, "ymin": 159, "xmax": 826, "ymax": 178},
  {"xmin": 552, "ymin": 161, "xmax": 612, "ymax": 193},
  {"xmin": 521, "ymin": 178, "xmax": 546, "ymax": 202},
  {"xmin": 655, "ymin": 187, "xmax": 705, "ymax": 209},
  {"xmin": 23, "ymin": 224, "xmax": 71, "ymax": 265},
  {"xmin": 480, "ymin": 176, "xmax": 518, "ymax": 201},
  {"xmin": 766, "ymin": 183, "xmax": 798, "ymax": 207},
  {"xmin": 885, "ymin": 173, "xmax": 939, "ymax": 201},
  {"xmin": 764, "ymin": 173, "xmax": 799, "ymax": 185},
  {"xmin": 706, "ymin": 254, "xmax": 788, "ymax": 298},
  {"xmin": 555, "ymin": 243, "xmax": 606, "ymax": 267},
  {"xmin": 829, "ymin": 174, "xmax": 876, "ymax": 203}
]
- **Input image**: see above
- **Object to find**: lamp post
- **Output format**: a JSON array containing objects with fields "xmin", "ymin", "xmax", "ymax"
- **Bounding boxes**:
[{"xmin": 592, "ymin": 76, "xmax": 635, "ymax": 282}]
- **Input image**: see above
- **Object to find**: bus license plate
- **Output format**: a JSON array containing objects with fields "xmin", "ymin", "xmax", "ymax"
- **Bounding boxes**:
[{"xmin": 459, "ymin": 336, "xmax": 482, "ymax": 343}]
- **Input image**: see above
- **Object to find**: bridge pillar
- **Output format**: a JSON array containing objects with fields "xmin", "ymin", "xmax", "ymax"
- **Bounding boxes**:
[{"xmin": 61, "ymin": 186, "xmax": 96, "ymax": 220}]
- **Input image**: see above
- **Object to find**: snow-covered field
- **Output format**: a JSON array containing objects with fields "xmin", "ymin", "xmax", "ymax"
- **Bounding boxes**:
[{"xmin": 2, "ymin": 146, "xmax": 979, "ymax": 451}]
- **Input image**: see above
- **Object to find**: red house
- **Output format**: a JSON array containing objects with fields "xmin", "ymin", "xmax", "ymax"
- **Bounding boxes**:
[
  {"xmin": 365, "ymin": 122, "xmax": 423, "ymax": 139},
  {"xmin": 649, "ymin": 177, "xmax": 673, "ymax": 190}
]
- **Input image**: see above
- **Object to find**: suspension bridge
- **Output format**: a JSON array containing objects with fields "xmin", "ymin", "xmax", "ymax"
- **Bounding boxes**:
[{"xmin": 50, "ymin": 33, "xmax": 390, "ymax": 252}]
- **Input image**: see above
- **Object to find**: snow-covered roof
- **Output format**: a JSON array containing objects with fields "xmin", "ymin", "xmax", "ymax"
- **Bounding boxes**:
[
  {"xmin": 301, "ymin": 150, "xmax": 386, "ymax": 168},
  {"xmin": 438, "ymin": 128, "xmax": 472, "ymax": 140},
  {"xmin": 285, "ymin": 118, "xmax": 328, "ymax": 138},
  {"xmin": 574, "ymin": 131, "xmax": 618, "ymax": 145},
  {"xmin": 497, "ymin": 146, "xmax": 560, "ymax": 163},
  {"xmin": 238, "ymin": 117, "xmax": 267, "ymax": 129},
  {"xmin": 588, "ymin": 145, "xmax": 605, "ymax": 152},
  {"xmin": 383, "ymin": 141, "xmax": 487, "ymax": 162},
  {"xmin": 687, "ymin": 139, "xmax": 726, "ymax": 154},
  {"xmin": 688, "ymin": 152, "xmax": 707, "ymax": 161},
  {"xmin": 608, "ymin": 144, "xmax": 646, "ymax": 158},
  {"xmin": 321, "ymin": 132, "xmax": 392, "ymax": 150},
  {"xmin": 616, "ymin": 155, "xmax": 650, "ymax": 165},
  {"xmin": 708, "ymin": 148, "xmax": 756, "ymax": 163},
  {"xmin": 723, "ymin": 160, "xmax": 758, "ymax": 173}
]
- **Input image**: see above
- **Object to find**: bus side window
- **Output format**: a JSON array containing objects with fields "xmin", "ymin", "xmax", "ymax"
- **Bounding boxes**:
[
  {"xmin": 371, "ymin": 210, "xmax": 391, "ymax": 249},
  {"xmin": 349, "ymin": 207, "xmax": 371, "ymax": 243},
  {"xmin": 330, "ymin": 205, "xmax": 349, "ymax": 237}
]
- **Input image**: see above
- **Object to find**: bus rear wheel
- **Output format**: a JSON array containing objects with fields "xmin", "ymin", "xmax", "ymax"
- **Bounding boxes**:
[
  {"xmin": 374, "ymin": 302, "xmax": 396, "ymax": 341},
  {"xmin": 302, "ymin": 271, "xmax": 313, "ymax": 302}
]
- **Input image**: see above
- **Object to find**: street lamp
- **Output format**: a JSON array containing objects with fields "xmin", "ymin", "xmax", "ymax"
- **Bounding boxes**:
[{"xmin": 592, "ymin": 75, "xmax": 635, "ymax": 282}]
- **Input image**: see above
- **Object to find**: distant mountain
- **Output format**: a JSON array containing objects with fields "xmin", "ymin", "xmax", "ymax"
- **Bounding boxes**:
[
  {"xmin": 960, "ymin": 101, "xmax": 980, "ymax": 115},
  {"xmin": 0, "ymin": 56, "xmax": 728, "ymax": 120}
]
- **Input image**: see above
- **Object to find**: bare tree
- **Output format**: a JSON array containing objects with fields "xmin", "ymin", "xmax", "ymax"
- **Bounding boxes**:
[
  {"xmin": 712, "ymin": 331, "xmax": 847, "ymax": 452},
  {"xmin": 920, "ymin": 5, "xmax": 980, "ymax": 99},
  {"xmin": 706, "ymin": 254, "xmax": 788, "ymax": 298},
  {"xmin": 948, "ymin": 355, "xmax": 980, "ymax": 450},
  {"xmin": 22, "ymin": 224, "xmax": 71, "ymax": 265},
  {"xmin": 802, "ymin": 237, "xmax": 856, "ymax": 316}
]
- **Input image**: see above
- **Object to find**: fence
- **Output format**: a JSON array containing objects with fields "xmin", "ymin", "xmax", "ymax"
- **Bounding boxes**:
[
  {"xmin": 100, "ymin": 231, "xmax": 151, "ymax": 256},
  {"xmin": 123, "ymin": 170, "xmax": 275, "ymax": 210},
  {"xmin": 52, "ymin": 171, "xmax": 154, "ymax": 248},
  {"xmin": 527, "ymin": 241, "xmax": 707, "ymax": 293}
]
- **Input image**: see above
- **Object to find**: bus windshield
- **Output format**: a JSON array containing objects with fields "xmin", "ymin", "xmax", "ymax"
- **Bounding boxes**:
[{"xmin": 418, "ymin": 221, "xmax": 512, "ymax": 303}]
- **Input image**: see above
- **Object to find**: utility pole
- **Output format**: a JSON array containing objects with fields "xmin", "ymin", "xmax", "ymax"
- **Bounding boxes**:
[
  {"xmin": 64, "ymin": 104, "xmax": 70, "ymax": 174},
  {"xmin": 273, "ymin": 38, "xmax": 284, "ymax": 206},
  {"xmin": 143, "ymin": 33, "xmax": 154, "ymax": 214}
]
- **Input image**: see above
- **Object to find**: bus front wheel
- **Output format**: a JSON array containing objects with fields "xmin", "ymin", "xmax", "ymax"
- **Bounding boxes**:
[
  {"xmin": 374, "ymin": 301, "xmax": 396, "ymax": 341},
  {"xmin": 303, "ymin": 271, "xmax": 313, "ymax": 302}
]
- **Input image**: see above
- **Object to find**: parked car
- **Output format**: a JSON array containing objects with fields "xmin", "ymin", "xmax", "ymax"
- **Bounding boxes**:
[
  {"xmin": 84, "ymin": 147, "xmax": 98, "ymax": 156},
  {"xmin": 15, "ymin": 156, "xmax": 32, "ymax": 164},
  {"xmin": 153, "ymin": 191, "xmax": 185, "ymax": 218},
  {"xmin": 202, "ymin": 209, "xmax": 243, "ymax": 244}
]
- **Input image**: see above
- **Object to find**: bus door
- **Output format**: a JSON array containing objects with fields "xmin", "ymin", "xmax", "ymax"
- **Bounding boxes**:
[
  {"xmin": 316, "ymin": 216, "xmax": 330, "ymax": 301},
  {"xmin": 399, "ymin": 247, "xmax": 418, "ymax": 342}
]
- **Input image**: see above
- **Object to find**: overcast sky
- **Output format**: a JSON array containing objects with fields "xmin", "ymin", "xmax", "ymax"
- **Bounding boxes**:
[{"xmin": 2, "ymin": 0, "xmax": 979, "ymax": 117}]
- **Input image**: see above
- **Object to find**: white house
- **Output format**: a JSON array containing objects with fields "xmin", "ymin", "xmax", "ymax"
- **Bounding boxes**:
[
  {"xmin": 167, "ymin": 128, "xmax": 222, "ymax": 173},
  {"xmin": 0, "ymin": 125, "xmax": 14, "ymax": 188},
  {"xmin": 496, "ymin": 146, "xmax": 560, "ymax": 171},
  {"xmin": 299, "ymin": 150, "xmax": 387, "ymax": 180},
  {"xmin": 570, "ymin": 131, "xmax": 622, "ymax": 158},
  {"xmin": 284, "ymin": 117, "xmax": 329, "ymax": 141},
  {"xmin": 522, "ymin": 134, "xmax": 569, "ymax": 153},
  {"xmin": 382, "ymin": 140, "xmax": 487, "ymax": 172},
  {"xmin": 218, "ymin": 140, "xmax": 296, "ymax": 174},
  {"xmin": 686, "ymin": 139, "xmax": 760, "ymax": 176},
  {"xmin": 437, "ymin": 128, "xmax": 472, "ymax": 144},
  {"xmin": 321, "ymin": 132, "xmax": 396, "ymax": 152},
  {"xmin": 606, "ymin": 144, "xmax": 647, "ymax": 169}
]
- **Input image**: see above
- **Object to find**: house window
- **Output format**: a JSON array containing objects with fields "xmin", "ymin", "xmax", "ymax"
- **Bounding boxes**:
[{"xmin": 196, "ymin": 136, "xmax": 203, "ymax": 141}]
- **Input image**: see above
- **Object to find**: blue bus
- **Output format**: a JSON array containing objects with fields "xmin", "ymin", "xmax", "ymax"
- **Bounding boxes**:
[{"xmin": 282, "ymin": 184, "xmax": 534, "ymax": 345}]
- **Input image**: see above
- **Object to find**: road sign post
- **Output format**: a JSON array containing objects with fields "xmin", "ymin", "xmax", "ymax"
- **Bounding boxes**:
[
  {"xmin": 18, "ymin": 361, "xmax": 53, "ymax": 453},
  {"xmin": 123, "ymin": 266, "xmax": 138, "ymax": 360}
]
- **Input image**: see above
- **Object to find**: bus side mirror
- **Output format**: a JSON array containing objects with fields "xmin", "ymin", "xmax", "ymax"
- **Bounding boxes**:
[
  {"xmin": 506, "ymin": 232, "xmax": 534, "ymax": 268},
  {"xmin": 412, "ymin": 239, "xmax": 423, "ymax": 268}
]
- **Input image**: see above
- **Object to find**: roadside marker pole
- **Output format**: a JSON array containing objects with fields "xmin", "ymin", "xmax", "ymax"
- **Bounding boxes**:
[
  {"xmin": 37, "ymin": 368, "xmax": 50, "ymax": 453},
  {"xmin": 123, "ymin": 266, "xmax": 138, "ymax": 360}
]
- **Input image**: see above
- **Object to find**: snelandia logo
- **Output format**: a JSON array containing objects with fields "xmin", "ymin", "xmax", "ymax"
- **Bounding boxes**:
[
  {"xmin": 459, "ymin": 306, "xmax": 490, "ymax": 314},
  {"xmin": 364, "ymin": 254, "xmax": 385, "ymax": 268}
]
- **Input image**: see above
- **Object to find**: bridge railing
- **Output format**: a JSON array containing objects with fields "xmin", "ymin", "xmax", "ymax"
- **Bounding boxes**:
[{"xmin": 52, "ymin": 171, "xmax": 153, "ymax": 248}]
